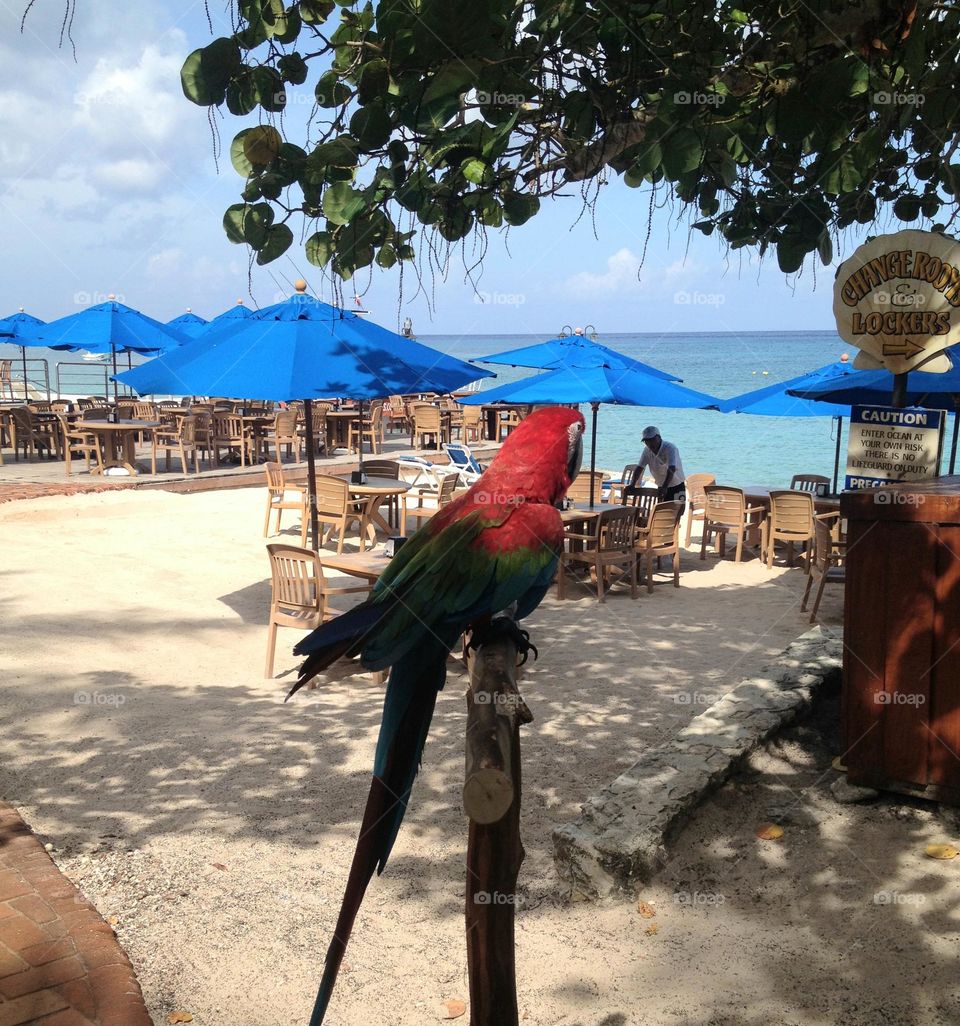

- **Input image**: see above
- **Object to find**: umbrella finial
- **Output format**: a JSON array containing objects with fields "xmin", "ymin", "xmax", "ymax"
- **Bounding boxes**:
[
  {"xmin": 186, "ymin": 307, "xmax": 192, "ymax": 313},
  {"xmin": 19, "ymin": 306, "xmax": 24, "ymax": 313},
  {"xmin": 294, "ymin": 279, "xmax": 308, "ymax": 293},
  {"xmin": 237, "ymin": 298, "xmax": 245, "ymax": 306},
  {"xmin": 840, "ymin": 352, "xmax": 849, "ymax": 362},
  {"xmin": 108, "ymin": 293, "xmax": 116, "ymax": 300},
  {"xmin": 573, "ymin": 326, "xmax": 584, "ymax": 335}
]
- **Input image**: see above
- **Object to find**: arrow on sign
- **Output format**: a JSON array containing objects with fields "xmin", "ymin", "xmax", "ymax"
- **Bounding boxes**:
[{"xmin": 882, "ymin": 338, "xmax": 926, "ymax": 360}]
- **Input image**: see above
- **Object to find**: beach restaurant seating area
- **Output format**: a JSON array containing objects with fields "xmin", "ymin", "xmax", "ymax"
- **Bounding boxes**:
[
  {"xmin": 0, "ymin": 393, "xmax": 525, "ymax": 477},
  {"xmin": 262, "ymin": 454, "xmax": 846, "ymax": 678}
]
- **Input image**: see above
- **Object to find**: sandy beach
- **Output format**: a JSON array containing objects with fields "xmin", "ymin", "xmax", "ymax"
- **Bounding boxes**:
[{"xmin": 3, "ymin": 485, "xmax": 958, "ymax": 1026}]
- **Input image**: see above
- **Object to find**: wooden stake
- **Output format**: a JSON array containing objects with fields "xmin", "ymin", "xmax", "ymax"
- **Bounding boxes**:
[{"xmin": 464, "ymin": 624, "xmax": 532, "ymax": 1026}]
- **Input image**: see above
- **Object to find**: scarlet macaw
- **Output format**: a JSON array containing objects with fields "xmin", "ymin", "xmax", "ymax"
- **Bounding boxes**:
[{"xmin": 289, "ymin": 406, "xmax": 585, "ymax": 1024}]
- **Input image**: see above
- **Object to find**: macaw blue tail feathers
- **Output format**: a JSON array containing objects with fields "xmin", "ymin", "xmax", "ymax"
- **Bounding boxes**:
[{"xmin": 307, "ymin": 640, "xmax": 448, "ymax": 1025}]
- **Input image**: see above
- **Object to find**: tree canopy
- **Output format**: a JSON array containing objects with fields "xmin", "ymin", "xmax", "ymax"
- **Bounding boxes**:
[{"xmin": 178, "ymin": 0, "xmax": 960, "ymax": 279}]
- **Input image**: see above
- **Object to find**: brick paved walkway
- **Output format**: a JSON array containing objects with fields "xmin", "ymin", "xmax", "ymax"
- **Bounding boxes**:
[{"xmin": 0, "ymin": 803, "xmax": 152, "ymax": 1026}]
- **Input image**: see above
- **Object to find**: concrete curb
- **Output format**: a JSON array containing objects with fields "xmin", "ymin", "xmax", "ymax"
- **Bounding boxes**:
[{"xmin": 552, "ymin": 625, "xmax": 843, "ymax": 900}]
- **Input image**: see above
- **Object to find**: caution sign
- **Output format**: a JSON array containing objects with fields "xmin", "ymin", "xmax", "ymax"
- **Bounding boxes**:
[
  {"xmin": 845, "ymin": 405, "xmax": 944, "ymax": 490},
  {"xmin": 834, "ymin": 230, "xmax": 960, "ymax": 375}
]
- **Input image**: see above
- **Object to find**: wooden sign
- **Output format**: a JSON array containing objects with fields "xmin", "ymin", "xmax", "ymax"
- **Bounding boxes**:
[
  {"xmin": 845, "ymin": 404, "xmax": 944, "ymax": 490},
  {"xmin": 833, "ymin": 230, "xmax": 960, "ymax": 374}
]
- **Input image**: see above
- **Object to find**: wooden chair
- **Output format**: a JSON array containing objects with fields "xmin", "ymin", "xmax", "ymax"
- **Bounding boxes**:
[
  {"xmin": 116, "ymin": 402, "xmax": 136, "ymax": 420},
  {"xmin": 567, "ymin": 470, "xmax": 607, "ymax": 506},
  {"xmin": 213, "ymin": 413, "xmax": 254, "ymax": 467},
  {"xmin": 264, "ymin": 462, "xmax": 308, "ymax": 545},
  {"xmin": 412, "ymin": 404, "xmax": 448, "ymax": 450},
  {"xmin": 762, "ymin": 489, "xmax": 815, "ymax": 569},
  {"xmin": 683, "ymin": 473, "xmax": 716, "ymax": 546},
  {"xmin": 299, "ymin": 404, "xmax": 328, "ymax": 458},
  {"xmin": 264, "ymin": 544, "xmax": 374, "ymax": 678},
  {"xmin": 9, "ymin": 407, "xmax": 55, "ymax": 461},
  {"xmin": 57, "ymin": 414, "xmax": 104, "ymax": 476},
  {"xmin": 263, "ymin": 409, "xmax": 301, "ymax": 463},
  {"xmin": 700, "ymin": 486, "xmax": 766, "ymax": 563},
  {"xmin": 157, "ymin": 400, "xmax": 180, "ymax": 410},
  {"xmin": 605, "ymin": 463, "xmax": 638, "ymax": 504},
  {"xmin": 790, "ymin": 473, "xmax": 830, "ymax": 493},
  {"xmin": 461, "ymin": 404, "xmax": 483, "ymax": 443},
  {"xmin": 402, "ymin": 472, "xmax": 458, "ymax": 533},
  {"xmin": 349, "ymin": 402, "xmax": 383, "ymax": 455},
  {"xmin": 636, "ymin": 501, "xmax": 683, "ymax": 594},
  {"xmin": 801, "ymin": 513, "xmax": 846, "ymax": 622},
  {"xmin": 621, "ymin": 485, "xmax": 659, "ymax": 529},
  {"xmin": 557, "ymin": 506, "xmax": 638, "ymax": 603},
  {"xmin": 51, "ymin": 401, "xmax": 73, "ymax": 413},
  {"xmin": 497, "ymin": 409, "xmax": 522, "ymax": 441},
  {"xmin": 28, "ymin": 401, "xmax": 52, "ymax": 413},
  {"xmin": 0, "ymin": 359, "xmax": 14, "ymax": 400},
  {"xmin": 151, "ymin": 415, "xmax": 200, "ymax": 474},
  {"xmin": 385, "ymin": 395, "xmax": 410, "ymax": 434},
  {"xmin": 314, "ymin": 474, "xmax": 372, "ymax": 553}
]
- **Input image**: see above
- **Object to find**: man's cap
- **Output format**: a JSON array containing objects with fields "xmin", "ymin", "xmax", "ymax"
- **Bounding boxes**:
[{"xmin": 641, "ymin": 425, "xmax": 660, "ymax": 440}]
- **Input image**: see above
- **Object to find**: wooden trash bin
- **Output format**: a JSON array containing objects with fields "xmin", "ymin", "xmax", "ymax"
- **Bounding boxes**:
[{"xmin": 842, "ymin": 475, "xmax": 960, "ymax": 804}]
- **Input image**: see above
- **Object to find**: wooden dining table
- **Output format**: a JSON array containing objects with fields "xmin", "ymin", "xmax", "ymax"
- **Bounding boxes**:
[
  {"xmin": 740, "ymin": 485, "xmax": 841, "ymax": 516},
  {"xmin": 81, "ymin": 420, "xmax": 164, "ymax": 475},
  {"xmin": 333, "ymin": 474, "xmax": 411, "ymax": 542},
  {"xmin": 325, "ymin": 409, "xmax": 361, "ymax": 449},
  {"xmin": 319, "ymin": 548, "xmax": 393, "ymax": 582}
]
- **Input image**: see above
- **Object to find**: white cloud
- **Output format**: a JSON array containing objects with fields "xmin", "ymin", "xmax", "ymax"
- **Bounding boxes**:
[
  {"xmin": 93, "ymin": 158, "xmax": 166, "ymax": 191},
  {"xmin": 562, "ymin": 247, "xmax": 641, "ymax": 296}
]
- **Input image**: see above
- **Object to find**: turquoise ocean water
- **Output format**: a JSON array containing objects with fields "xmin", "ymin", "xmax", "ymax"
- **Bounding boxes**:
[
  {"xmin": 425, "ymin": 330, "xmax": 856, "ymax": 487},
  {"xmin": 5, "ymin": 330, "xmax": 955, "ymax": 487}
]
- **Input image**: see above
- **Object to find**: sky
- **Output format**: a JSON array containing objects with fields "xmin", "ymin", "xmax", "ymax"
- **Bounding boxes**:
[{"xmin": 1, "ymin": 1, "xmax": 870, "ymax": 337}]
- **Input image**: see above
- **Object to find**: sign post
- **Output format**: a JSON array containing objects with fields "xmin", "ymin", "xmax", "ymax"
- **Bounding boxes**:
[
  {"xmin": 844, "ymin": 405, "xmax": 945, "ymax": 490},
  {"xmin": 834, "ymin": 230, "xmax": 960, "ymax": 408}
]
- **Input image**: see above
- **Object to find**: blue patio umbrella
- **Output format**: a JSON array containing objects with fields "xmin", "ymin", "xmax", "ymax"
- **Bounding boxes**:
[
  {"xmin": 0, "ymin": 309, "xmax": 46, "ymax": 400},
  {"xmin": 116, "ymin": 283, "xmax": 492, "ymax": 546},
  {"xmin": 789, "ymin": 345, "xmax": 960, "ymax": 473},
  {"xmin": 28, "ymin": 298, "xmax": 191, "ymax": 404},
  {"xmin": 474, "ymin": 333, "xmax": 680, "ymax": 381},
  {"xmin": 719, "ymin": 359, "xmax": 857, "ymax": 492},
  {"xmin": 166, "ymin": 310, "xmax": 209, "ymax": 338},
  {"xmin": 200, "ymin": 299, "xmax": 257, "ymax": 333},
  {"xmin": 461, "ymin": 363, "xmax": 719, "ymax": 505}
]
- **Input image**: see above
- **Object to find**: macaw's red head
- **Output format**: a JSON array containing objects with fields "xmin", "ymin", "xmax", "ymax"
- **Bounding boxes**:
[{"xmin": 480, "ymin": 407, "xmax": 585, "ymax": 504}]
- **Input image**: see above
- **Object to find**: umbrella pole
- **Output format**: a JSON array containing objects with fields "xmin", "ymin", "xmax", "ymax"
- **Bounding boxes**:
[
  {"xmin": 304, "ymin": 398, "xmax": 320, "ymax": 550},
  {"xmin": 357, "ymin": 399, "xmax": 365, "ymax": 479},
  {"xmin": 950, "ymin": 399, "xmax": 959, "ymax": 475},
  {"xmin": 111, "ymin": 345, "xmax": 119, "ymax": 406},
  {"xmin": 892, "ymin": 373, "xmax": 908, "ymax": 410},
  {"xmin": 832, "ymin": 416, "xmax": 842, "ymax": 494},
  {"xmin": 20, "ymin": 344, "xmax": 27, "ymax": 401},
  {"xmin": 588, "ymin": 402, "xmax": 599, "ymax": 508}
]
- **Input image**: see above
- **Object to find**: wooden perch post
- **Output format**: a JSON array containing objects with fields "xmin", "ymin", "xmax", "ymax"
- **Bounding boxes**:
[{"xmin": 464, "ymin": 621, "xmax": 533, "ymax": 1026}]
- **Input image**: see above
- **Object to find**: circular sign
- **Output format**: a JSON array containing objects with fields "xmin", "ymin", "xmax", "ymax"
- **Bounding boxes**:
[{"xmin": 833, "ymin": 230, "xmax": 960, "ymax": 375}]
